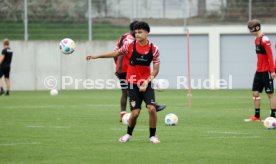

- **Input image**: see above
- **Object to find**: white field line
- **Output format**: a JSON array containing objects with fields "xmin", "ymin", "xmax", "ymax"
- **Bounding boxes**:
[
  {"xmin": 0, "ymin": 142, "xmax": 42, "ymax": 146},
  {"xmin": 207, "ymin": 131, "xmax": 251, "ymax": 135},
  {"xmin": 25, "ymin": 125, "xmax": 44, "ymax": 128},
  {"xmin": 207, "ymin": 130, "xmax": 259, "ymax": 139},
  {"xmin": 208, "ymin": 136, "xmax": 259, "ymax": 139},
  {"xmin": 96, "ymin": 138, "xmax": 147, "ymax": 144},
  {"xmin": 48, "ymin": 126, "xmax": 71, "ymax": 129},
  {"xmin": 25, "ymin": 125, "xmax": 71, "ymax": 129}
]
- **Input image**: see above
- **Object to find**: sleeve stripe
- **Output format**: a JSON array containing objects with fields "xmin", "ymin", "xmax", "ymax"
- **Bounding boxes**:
[{"xmin": 152, "ymin": 45, "xmax": 160, "ymax": 64}]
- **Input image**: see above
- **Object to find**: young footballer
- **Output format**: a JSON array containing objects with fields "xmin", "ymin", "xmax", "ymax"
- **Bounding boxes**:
[
  {"xmin": 244, "ymin": 19, "xmax": 276, "ymax": 121},
  {"xmin": 87, "ymin": 21, "xmax": 161, "ymax": 143}
]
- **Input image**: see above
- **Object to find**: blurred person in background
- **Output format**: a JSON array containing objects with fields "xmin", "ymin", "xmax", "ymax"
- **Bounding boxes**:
[{"xmin": 0, "ymin": 38, "xmax": 13, "ymax": 96}]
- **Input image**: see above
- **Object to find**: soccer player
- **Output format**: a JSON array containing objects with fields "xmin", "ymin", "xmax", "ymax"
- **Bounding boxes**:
[
  {"xmin": 115, "ymin": 21, "xmax": 166, "ymax": 122},
  {"xmin": 0, "ymin": 39, "xmax": 13, "ymax": 96},
  {"xmin": 244, "ymin": 19, "xmax": 276, "ymax": 122},
  {"xmin": 87, "ymin": 21, "xmax": 161, "ymax": 143}
]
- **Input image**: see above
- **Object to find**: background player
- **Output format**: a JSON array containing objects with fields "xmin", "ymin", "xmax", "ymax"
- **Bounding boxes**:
[
  {"xmin": 244, "ymin": 19, "xmax": 276, "ymax": 121},
  {"xmin": 0, "ymin": 38, "xmax": 13, "ymax": 96}
]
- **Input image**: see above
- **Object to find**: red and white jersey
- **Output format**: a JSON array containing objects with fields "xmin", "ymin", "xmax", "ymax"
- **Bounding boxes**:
[
  {"xmin": 116, "ymin": 40, "xmax": 160, "ymax": 84},
  {"xmin": 114, "ymin": 32, "xmax": 134, "ymax": 73},
  {"xmin": 255, "ymin": 34, "xmax": 275, "ymax": 73},
  {"xmin": 114, "ymin": 32, "xmax": 134, "ymax": 51}
]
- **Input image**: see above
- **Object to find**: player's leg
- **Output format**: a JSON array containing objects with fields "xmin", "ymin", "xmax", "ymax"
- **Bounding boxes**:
[
  {"xmin": 244, "ymin": 91, "xmax": 262, "ymax": 122},
  {"xmin": 147, "ymin": 105, "xmax": 160, "ymax": 143},
  {"xmin": 119, "ymin": 73, "xmax": 128, "ymax": 122},
  {"xmin": 5, "ymin": 78, "xmax": 10, "ymax": 96},
  {"xmin": 127, "ymin": 85, "xmax": 142, "ymax": 135},
  {"xmin": 0, "ymin": 68, "xmax": 4, "ymax": 95},
  {"xmin": 119, "ymin": 89, "xmax": 128, "ymax": 121},
  {"xmin": 244, "ymin": 72, "xmax": 262, "ymax": 122},
  {"xmin": 253, "ymin": 91, "xmax": 261, "ymax": 116},
  {"xmin": 267, "ymin": 93, "xmax": 276, "ymax": 118},
  {"xmin": 119, "ymin": 83, "xmax": 142, "ymax": 143},
  {"xmin": 264, "ymin": 73, "xmax": 276, "ymax": 118},
  {"xmin": 3, "ymin": 67, "xmax": 11, "ymax": 96},
  {"xmin": 144, "ymin": 83, "xmax": 160, "ymax": 144}
]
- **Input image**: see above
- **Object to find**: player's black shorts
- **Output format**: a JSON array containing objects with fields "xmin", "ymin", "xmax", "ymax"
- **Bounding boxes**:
[
  {"xmin": 117, "ymin": 72, "xmax": 127, "ymax": 90},
  {"xmin": 0, "ymin": 66, "xmax": 11, "ymax": 78},
  {"xmin": 128, "ymin": 82, "xmax": 156, "ymax": 110},
  {"xmin": 252, "ymin": 71, "xmax": 274, "ymax": 94}
]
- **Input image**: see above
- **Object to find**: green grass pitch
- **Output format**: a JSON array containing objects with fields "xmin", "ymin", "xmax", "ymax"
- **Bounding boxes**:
[{"xmin": 0, "ymin": 90, "xmax": 276, "ymax": 163}]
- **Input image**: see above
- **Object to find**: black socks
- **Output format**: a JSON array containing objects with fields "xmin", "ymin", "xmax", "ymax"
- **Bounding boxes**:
[
  {"xmin": 271, "ymin": 109, "xmax": 276, "ymax": 118},
  {"xmin": 149, "ymin": 128, "xmax": 156, "ymax": 137},
  {"xmin": 127, "ymin": 126, "xmax": 134, "ymax": 136},
  {"xmin": 255, "ymin": 108, "xmax": 260, "ymax": 118}
]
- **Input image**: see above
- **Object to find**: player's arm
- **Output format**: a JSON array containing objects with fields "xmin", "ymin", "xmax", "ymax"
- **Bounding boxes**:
[
  {"xmin": 0, "ymin": 54, "xmax": 5, "ymax": 64},
  {"xmin": 113, "ymin": 42, "xmax": 120, "ymax": 63},
  {"xmin": 140, "ymin": 46, "xmax": 160, "ymax": 92},
  {"xmin": 263, "ymin": 39, "xmax": 276, "ymax": 79},
  {"xmin": 116, "ymin": 55, "xmax": 124, "ymax": 74},
  {"xmin": 139, "ymin": 63, "xmax": 160, "ymax": 92},
  {"xmin": 145, "ymin": 46, "xmax": 160, "ymax": 84},
  {"xmin": 147, "ymin": 63, "xmax": 160, "ymax": 83},
  {"xmin": 86, "ymin": 42, "xmax": 129, "ymax": 60},
  {"xmin": 86, "ymin": 51, "xmax": 120, "ymax": 60},
  {"xmin": 148, "ymin": 63, "xmax": 160, "ymax": 82},
  {"xmin": 113, "ymin": 57, "xmax": 118, "ymax": 63}
]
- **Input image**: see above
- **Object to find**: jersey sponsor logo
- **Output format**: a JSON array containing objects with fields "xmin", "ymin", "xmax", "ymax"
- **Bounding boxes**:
[
  {"xmin": 136, "ymin": 55, "xmax": 148, "ymax": 62},
  {"xmin": 135, "ymin": 57, "xmax": 148, "ymax": 62}
]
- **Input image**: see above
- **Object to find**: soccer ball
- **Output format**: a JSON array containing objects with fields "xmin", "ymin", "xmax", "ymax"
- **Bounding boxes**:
[
  {"xmin": 153, "ymin": 79, "xmax": 169, "ymax": 91},
  {"xmin": 59, "ymin": 38, "xmax": 76, "ymax": 54},
  {"xmin": 122, "ymin": 113, "xmax": 131, "ymax": 125},
  {"xmin": 50, "ymin": 89, "xmax": 58, "ymax": 96},
  {"xmin": 165, "ymin": 113, "xmax": 178, "ymax": 126},
  {"xmin": 263, "ymin": 117, "xmax": 276, "ymax": 129}
]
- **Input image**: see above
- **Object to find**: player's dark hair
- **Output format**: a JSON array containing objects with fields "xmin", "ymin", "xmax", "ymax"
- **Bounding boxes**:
[
  {"xmin": 133, "ymin": 21, "xmax": 150, "ymax": 33},
  {"xmin": 129, "ymin": 20, "xmax": 139, "ymax": 31},
  {"xmin": 248, "ymin": 19, "xmax": 261, "ymax": 32}
]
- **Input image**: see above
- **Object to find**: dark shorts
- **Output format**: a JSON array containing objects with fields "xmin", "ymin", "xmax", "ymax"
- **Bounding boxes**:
[
  {"xmin": 117, "ymin": 72, "xmax": 127, "ymax": 90},
  {"xmin": 128, "ymin": 82, "xmax": 156, "ymax": 110},
  {"xmin": 252, "ymin": 71, "xmax": 274, "ymax": 94},
  {"xmin": 0, "ymin": 66, "xmax": 11, "ymax": 78}
]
